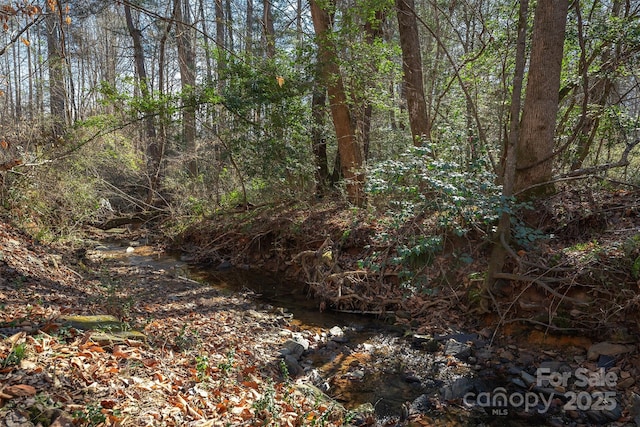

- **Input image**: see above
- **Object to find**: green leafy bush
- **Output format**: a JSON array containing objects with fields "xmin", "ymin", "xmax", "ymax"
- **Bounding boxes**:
[{"xmin": 365, "ymin": 144, "xmax": 501, "ymax": 289}]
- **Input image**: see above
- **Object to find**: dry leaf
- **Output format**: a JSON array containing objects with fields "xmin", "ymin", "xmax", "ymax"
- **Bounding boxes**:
[
  {"xmin": 6, "ymin": 331, "xmax": 26, "ymax": 345},
  {"xmin": 276, "ymin": 76, "xmax": 285, "ymax": 87},
  {"xmin": 100, "ymin": 399, "xmax": 116, "ymax": 409},
  {"xmin": 242, "ymin": 380, "xmax": 259, "ymax": 389},
  {"xmin": 4, "ymin": 384, "xmax": 37, "ymax": 397}
]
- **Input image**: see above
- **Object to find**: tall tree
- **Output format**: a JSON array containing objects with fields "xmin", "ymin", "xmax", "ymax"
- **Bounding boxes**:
[
  {"xmin": 396, "ymin": 0, "xmax": 431, "ymax": 146},
  {"xmin": 310, "ymin": 0, "xmax": 365, "ymax": 206},
  {"xmin": 46, "ymin": 4, "xmax": 66, "ymax": 138},
  {"xmin": 175, "ymin": 0, "xmax": 197, "ymax": 176},
  {"xmin": 123, "ymin": 2, "xmax": 161, "ymax": 202},
  {"xmin": 485, "ymin": 0, "xmax": 529, "ymax": 296},
  {"xmin": 263, "ymin": 0, "xmax": 275, "ymax": 58},
  {"xmin": 513, "ymin": 0, "xmax": 569, "ymax": 196}
]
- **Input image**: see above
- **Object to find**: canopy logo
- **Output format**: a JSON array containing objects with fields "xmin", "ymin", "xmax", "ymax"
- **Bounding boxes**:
[{"xmin": 463, "ymin": 367, "xmax": 618, "ymax": 416}]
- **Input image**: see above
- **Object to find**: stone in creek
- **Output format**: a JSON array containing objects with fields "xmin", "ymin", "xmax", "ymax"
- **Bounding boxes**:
[
  {"xmin": 283, "ymin": 354, "xmax": 304, "ymax": 377},
  {"xmin": 440, "ymin": 377, "xmax": 476, "ymax": 401},
  {"xmin": 329, "ymin": 326, "xmax": 349, "ymax": 343},
  {"xmin": 409, "ymin": 394, "xmax": 433, "ymax": 414},
  {"xmin": 597, "ymin": 354, "xmax": 616, "ymax": 368},
  {"xmin": 329, "ymin": 326, "xmax": 343, "ymax": 337},
  {"xmin": 444, "ymin": 339, "xmax": 472, "ymax": 361},
  {"xmin": 587, "ymin": 342, "xmax": 634, "ymax": 361},
  {"xmin": 281, "ymin": 338, "xmax": 308, "ymax": 359}
]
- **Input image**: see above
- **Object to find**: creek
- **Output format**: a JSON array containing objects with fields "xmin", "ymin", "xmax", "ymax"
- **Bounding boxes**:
[
  {"xmin": 93, "ymin": 243, "xmax": 436, "ymax": 418},
  {"xmin": 89, "ymin": 242, "xmax": 617, "ymax": 426}
]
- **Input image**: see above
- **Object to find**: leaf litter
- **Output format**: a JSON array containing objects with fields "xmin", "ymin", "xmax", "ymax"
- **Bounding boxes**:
[{"xmin": 0, "ymin": 220, "xmax": 346, "ymax": 426}]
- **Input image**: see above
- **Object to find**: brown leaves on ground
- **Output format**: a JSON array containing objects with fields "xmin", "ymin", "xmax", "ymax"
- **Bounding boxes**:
[{"xmin": 0, "ymin": 219, "xmax": 346, "ymax": 426}]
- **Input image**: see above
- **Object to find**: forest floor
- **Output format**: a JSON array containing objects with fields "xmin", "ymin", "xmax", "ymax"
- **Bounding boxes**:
[{"xmin": 0, "ymin": 185, "xmax": 640, "ymax": 426}]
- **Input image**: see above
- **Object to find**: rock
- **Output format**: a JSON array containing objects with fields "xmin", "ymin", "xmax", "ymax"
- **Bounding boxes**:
[
  {"xmin": 347, "ymin": 369, "xmax": 365, "ymax": 380},
  {"xmin": 517, "ymin": 352, "xmax": 535, "ymax": 366},
  {"xmin": 329, "ymin": 326, "xmax": 349, "ymax": 343},
  {"xmin": 294, "ymin": 335, "xmax": 310, "ymax": 350},
  {"xmin": 295, "ymin": 383, "xmax": 345, "ymax": 411},
  {"xmin": 349, "ymin": 403, "xmax": 376, "ymax": 426},
  {"xmin": 585, "ymin": 409, "xmax": 608, "ymax": 424},
  {"xmin": 404, "ymin": 373, "xmax": 421, "ymax": 383},
  {"xmin": 628, "ymin": 392, "xmax": 640, "ymax": 426},
  {"xmin": 282, "ymin": 339, "xmax": 307, "ymax": 359},
  {"xmin": 217, "ymin": 260, "xmax": 232, "ymax": 270},
  {"xmin": 409, "ymin": 394, "xmax": 433, "ymax": 414},
  {"xmin": 498, "ymin": 349, "xmax": 515, "ymax": 361},
  {"xmin": 437, "ymin": 332, "xmax": 478, "ymax": 345},
  {"xmin": 283, "ymin": 354, "xmax": 304, "ymax": 377},
  {"xmin": 618, "ymin": 377, "xmax": 635, "ymax": 389},
  {"xmin": 440, "ymin": 377, "xmax": 476, "ymax": 401},
  {"xmin": 520, "ymin": 370, "xmax": 536, "ymax": 386},
  {"xmin": 444, "ymin": 339, "xmax": 472, "ymax": 360},
  {"xmin": 329, "ymin": 326, "xmax": 343, "ymax": 337},
  {"xmin": 597, "ymin": 354, "xmax": 616, "ymax": 368},
  {"xmin": 587, "ymin": 342, "xmax": 634, "ymax": 361},
  {"xmin": 411, "ymin": 333, "xmax": 432, "ymax": 346},
  {"xmin": 602, "ymin": 398, "xmax": 622, "ymax": 421},
  {"xmin": 474, "ymin": 348, "xmax": 493, "ymax": 363},
  {"xmin": 331, "ymin": 335, "xmax": 349, "ymax": 344},
  {"xmin": 1, "ymin": 410, "xmax": 35, "ymax": 427}
]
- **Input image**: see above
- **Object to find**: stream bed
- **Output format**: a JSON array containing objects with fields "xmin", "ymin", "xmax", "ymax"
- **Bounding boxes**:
[{"xmin": 87, "ymin": 243, "xmax": 627, "ymax": 426}]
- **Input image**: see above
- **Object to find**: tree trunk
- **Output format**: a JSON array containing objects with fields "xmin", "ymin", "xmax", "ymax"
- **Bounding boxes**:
[
  {"xmin": 396, "ymin": 0, "xmax": 431, "ymax": 146},
  {"xmin": 245, "ymin": 0, "xmax": 253, "ymax": 55},
  {"xmin": 514, "ymin": 0, "xmax": 569, "ymax": 197},
  {"xmin": 175, "ymin": 0, "xmax": 198, "ymax": 177},
  {"xmin": 311, "ymin": 84, "xmax": 329, "ymax": 193},
  {"xmin": 123, "ymin": 3, "xmax": 161, "ymax": 202},
  {"xmin": 225, "ymin": 0, "xmax": 234, "ymax": 52},
  {"xmin": 361, "ymin": 12, "xmax": 383, "ymax": 161},
  {"xmin": 569, "ymin": 0, "xmax": 619, "ymax": 171},
  {"xmin": 46, "ymin": 9, "xmax": 66, "ymax": 138},
  {"xmin": 310, "ymin": 0, "xmax": 365, "ymax": 206},
  {"xmin": 263, "ymin": 0, "xmax": 275, "ymax": 58},
  {"xmin": 484, "ymin": 0, "xmax": 529, "ymax": 297}
]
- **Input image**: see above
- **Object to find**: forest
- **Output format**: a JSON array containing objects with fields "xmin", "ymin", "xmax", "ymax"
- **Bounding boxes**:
[{"xmin": 0, "ymin": 0, "xmax": 639, "ymax": 425}]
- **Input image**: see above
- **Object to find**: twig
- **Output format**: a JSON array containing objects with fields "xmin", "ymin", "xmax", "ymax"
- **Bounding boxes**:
[{"xmin": 492, "ymin": 272, "xmax": 588, "ymax": 305}]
